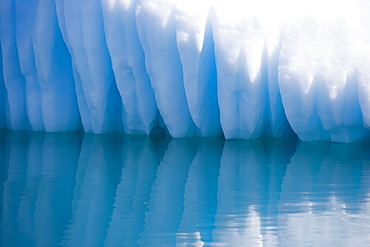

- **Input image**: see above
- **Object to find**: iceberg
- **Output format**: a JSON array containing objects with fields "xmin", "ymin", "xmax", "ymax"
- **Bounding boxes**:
[{"xmin": 1, "ymin": 0, "xmax": 370, "ymax": 142}]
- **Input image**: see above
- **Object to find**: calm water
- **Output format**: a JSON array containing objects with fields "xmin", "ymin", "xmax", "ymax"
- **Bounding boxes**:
[{"xmin": 0, "ymin": 130, "xmax": 370, "ymax": 247}]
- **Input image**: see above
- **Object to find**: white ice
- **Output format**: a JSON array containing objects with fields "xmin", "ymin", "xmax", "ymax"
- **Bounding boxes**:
[{"xmin": 1, "ymin": 0, "xmax": 370, "ymax": 142}]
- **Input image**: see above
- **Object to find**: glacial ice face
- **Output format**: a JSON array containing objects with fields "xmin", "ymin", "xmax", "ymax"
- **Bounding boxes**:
[{"xmin": 1, "ymin": 0, "xmax": 370, "ymax": 142}]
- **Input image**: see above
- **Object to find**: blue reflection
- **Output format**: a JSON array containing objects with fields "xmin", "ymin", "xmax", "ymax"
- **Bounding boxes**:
[
  {"xmin": 1, "ymin": 131, "xmax": 370, "ymax": 246},
  {"xmin": 0, "ymin": 131, "xmax": 82, "ymax": 247}
]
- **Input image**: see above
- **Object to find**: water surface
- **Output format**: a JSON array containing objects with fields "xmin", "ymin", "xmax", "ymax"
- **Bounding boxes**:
[{"xmin": 0, "ymin": 131, "xmax": 370, "ymax": 246}]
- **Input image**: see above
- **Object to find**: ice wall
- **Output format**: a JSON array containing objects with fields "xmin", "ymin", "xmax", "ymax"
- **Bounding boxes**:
[{"xmin": 1, "ymin": 0, "xmax": 370, "ymax": 142}]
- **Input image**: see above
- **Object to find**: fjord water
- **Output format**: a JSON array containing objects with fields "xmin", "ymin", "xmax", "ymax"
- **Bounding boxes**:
[{"xmin": 0, "ymin": 131, "xmax": 370, "ymax": 246}]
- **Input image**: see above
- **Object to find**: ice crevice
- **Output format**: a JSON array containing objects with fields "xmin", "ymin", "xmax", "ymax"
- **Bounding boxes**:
[{"xmin": 1, "ymin": 0, "xmax": 370, "ymax": 143}]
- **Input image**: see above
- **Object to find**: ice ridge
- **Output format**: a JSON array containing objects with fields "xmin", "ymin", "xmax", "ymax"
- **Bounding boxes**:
[{"xmin": 1, "ymin": 0, "xmax": 370, "ymax": 143}]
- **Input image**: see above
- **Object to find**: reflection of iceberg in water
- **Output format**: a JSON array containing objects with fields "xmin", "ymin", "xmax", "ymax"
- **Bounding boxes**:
[
  {"xmin": 0, "ymin": 131, "xmax": 82, "ymax": 247},
  {"xmin": 1, "ymin": 132, "xmax": 30, "ymax": 246},
  {"xmin": 32, "ymin": 133, "xmax": 81, "ymax": 247},
  {"xmin": 279, "ymin": 142, "xmax": 370, "ymax": 246},
  {"xmin": 176, "ymin": 138, "xmax": 224, "ymax": 246},
  {"xmin": 212, "ymin": 138, "xmax": 297, "ymax": 246},
  {"xmin": 61, "ymin": 134, "xmax": 123, "ymax": 246},
  {"xmin": 1, "ymin": 131, "xmax": 370, "ymax": 246},
  {"xmin": 138, "ymin": 138, "xmax": 198, "ymax": 246},
  {"xmin": 104, "ymin": 136, "xmax": 165, "ymax": 246}
]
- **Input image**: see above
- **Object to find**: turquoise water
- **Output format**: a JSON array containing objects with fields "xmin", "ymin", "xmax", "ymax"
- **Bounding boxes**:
[{"xmin": 1, "ymin": 130, "xmax": 370, "ymax": 246}]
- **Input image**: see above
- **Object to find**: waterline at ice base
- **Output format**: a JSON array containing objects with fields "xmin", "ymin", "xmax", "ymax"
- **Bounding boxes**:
[{"xmin": 1, "ymin": 0, "xmax": 370, "ymax": 143}]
